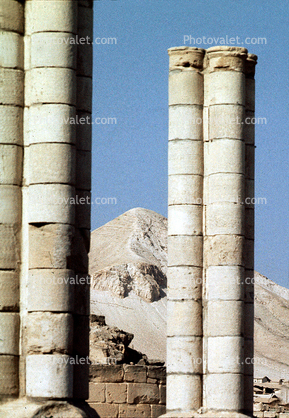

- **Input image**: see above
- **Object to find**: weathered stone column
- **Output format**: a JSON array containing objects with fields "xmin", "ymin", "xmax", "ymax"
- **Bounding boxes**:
[
  {"xmin": 23, "ymin": 0, "xmax": 77, "ymax": 399},
  {"xmin": 163, "ymin": 46, "xmax": 257, "ymax": 418},
  {"xmin": 166, "ymin": 47, "xmax": 205, "ymax": 415},
  {"xmin": 0, "ymin": 0, "xmax": 93, "ymax": 416},
  {"xmin": 203, "ymin": 46, "xmax": 248, "ymax": 416},
  {"xmin": 0, "ymin": 0, "xmax": 24, "ymax": 398},
  {"xmin": 243, "ymin": 53, "xmax": 257, "ymax": 415}
]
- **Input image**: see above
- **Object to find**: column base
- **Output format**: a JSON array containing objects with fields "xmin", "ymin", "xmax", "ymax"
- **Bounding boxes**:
[
  {"xmin": 160, "ymin": 411, "xmax": 253, "ymax": 418},
  {"xmin": 0, "ymin": 399, "xmax": 99, "ymax": 418}
]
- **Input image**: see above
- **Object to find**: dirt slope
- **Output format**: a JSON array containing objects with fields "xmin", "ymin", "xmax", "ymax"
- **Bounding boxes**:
[{"xmin": 89, "ymin": 208, "xmax": 289, "ymax": 379}]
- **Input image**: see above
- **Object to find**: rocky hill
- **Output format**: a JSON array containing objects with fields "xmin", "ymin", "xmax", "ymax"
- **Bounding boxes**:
[
  {"xmin": 89, "ymin": 208, "xmax": 167, "ymax": 302},
  {"xmin": 89, "ymin": 208, "xmax": 289, "ymax": 379}
]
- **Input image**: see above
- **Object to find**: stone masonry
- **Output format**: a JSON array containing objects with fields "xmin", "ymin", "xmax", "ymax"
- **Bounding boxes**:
[
  {"xmin": 0, "ymin": 2, "xmax": 259, "ymax": 416},
  {"xmin": 0, "ymin": 0, "xmax": 94, "ymax": 416},
  {"xmin": 89, "ymin": 364, "xmax": 166, "ymax": 418},
  {"xmin": 163, "ymin": 46, "xmax": 257, "ymax": 417}
]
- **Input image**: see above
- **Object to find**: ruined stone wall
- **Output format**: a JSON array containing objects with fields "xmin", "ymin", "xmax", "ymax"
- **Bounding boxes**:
[
  {"xmin": 254, "ymin": 413, "xmax": 289, "ymax": 418},
  {"xmin": 88, "ymin": 364, "xmax": 166, "ymax": 418}
]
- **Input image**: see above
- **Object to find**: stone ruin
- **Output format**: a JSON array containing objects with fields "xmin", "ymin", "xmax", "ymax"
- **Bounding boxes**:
[
  {"xmin": 0, "ymin": 0, "xmax": 93, "ymax": 416},
  {"xmin": 0, "ymin": 1, "xmax": 258, "ymax": 417},
  {"xmin": 89, "ymin": 315, "xmax": 149, "ymax": 366},
  {"xmin": 164, "ymin": 46, "xmax": 257, "ymax": 417},
  {"xmin": 88, "ymin": 315, "xmax": 167, "ymax": 417}
]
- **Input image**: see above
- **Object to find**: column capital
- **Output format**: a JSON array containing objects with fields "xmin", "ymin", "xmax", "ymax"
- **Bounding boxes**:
[
  {"xmin": 168, "ymin": 46, "xmax": 205, "ymax": 71},
  {"xmin": 205, "ymin": 46, "xmax": 248, "ymax": 73}
]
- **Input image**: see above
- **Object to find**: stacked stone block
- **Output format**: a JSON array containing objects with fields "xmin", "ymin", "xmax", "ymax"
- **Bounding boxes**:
[
  {"xmin": 203, "ymin": 46, "xmax": 248, "ymax": 413},
  {"xmin": 0, "ymin": 0, "xmax": 24, "ymax": 398},
  {"xmin": 0, "ymin": 0, "xmax": 93, "ymax": 413},
  {"xmin": 167, "ymin": 47, "xmax": 205, "ymax": 412},
  {"xmin": 88, "ymin": 364, "xmax": 166, "ymax": 418},
  {"xmin": 254, "ymin": 404, "xmax": 289, "ymax": 418},
  {"xmin": 164, "ymin": 46, "xmax": 257, "ymax": 418},
  {"xmin": 23, "ymin": 0, "xmax": 78, "ymax": 399}
]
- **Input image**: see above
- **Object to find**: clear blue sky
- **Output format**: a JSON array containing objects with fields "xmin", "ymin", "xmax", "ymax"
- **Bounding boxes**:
[{"xmin": 91, "ymin": 0, "xmax": 289, "ymax": 288}]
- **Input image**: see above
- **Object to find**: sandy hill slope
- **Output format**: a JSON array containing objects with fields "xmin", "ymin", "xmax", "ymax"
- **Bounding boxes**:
[
  {"xmin": 89, "ymin": 208, "xmax": 289, "ymax": 379},
  {"xmin": 89, "ymin": 208, "xmax": 167, "ymax": 302},
  {"xmin": 254, "ymin": 272, "xmax": 289, "ymax": 380}
]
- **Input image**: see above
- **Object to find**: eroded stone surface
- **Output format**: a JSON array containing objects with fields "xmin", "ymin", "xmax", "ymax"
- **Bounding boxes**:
[
  {"xmin": 90, "ymin": 208, "xmax": 167, "ymax": 302},
  {"xmin": 0, "ymin": 399, "xmax": 97, "ymax": 418},
  {"xmin": 90, "ymin": 315, "xmax": 147, "ymax": 365},
  {"xmin": 25, "ymin": 312, "xmax": 73, "ymax": 355},
  {"xmin": 92, "ymin": 262, "xmax": 165, "ymax": 302}
]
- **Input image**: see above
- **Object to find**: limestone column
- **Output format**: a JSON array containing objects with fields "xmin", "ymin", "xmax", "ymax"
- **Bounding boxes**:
[
  {"xmin": 243, "ymin": 53, "xmax": 257, "ymax": 415},
  {"xmin": 163, "ymin": 45, "xmax": 258, "ymax": 418},
  {"xmin": 22, "ymin": 0, "xmax": 78, "ymax": 398},
  {"xmin": 166, "ymin": 47, "xmax": 205, "ymax": 415},
  {"xmin": 0, "ymin": 0, "xmax": 24, "ymax": 398},
  {"xmin": 73, "ymin": 0, "xmax": 93, "ymax": 400},
  {"xmin": 203, "ymin": 46, "xmax": 251, "ymax": 416}
]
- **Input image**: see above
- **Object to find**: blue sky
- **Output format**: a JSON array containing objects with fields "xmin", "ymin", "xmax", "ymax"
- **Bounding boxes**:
[{"xmin": 91, "ymin": 0, "xmax": 289, "ymax": 288}]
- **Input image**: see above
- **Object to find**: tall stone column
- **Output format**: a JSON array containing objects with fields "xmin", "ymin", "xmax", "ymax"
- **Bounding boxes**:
[
  {"xmin": 0, "ymin": 0, "xmax": 93, "ymax": 416},
  {"xmin": 203, "ymin": 46, "xmax": 247, "ymax": 416},
  {"xmin": 243, "ymin": 53, "xmax": 257, "ymax": 415},
  {"xmin": 163, "ymin": 46, "xmax": 257, "ymax": 418},
  {"xmin": 166, "ymin": 47, "xmax": 205, "ymax": 415},
  {"xmin": 22, "ymin": 0, "xmax": 78, "ymax": 399},
  {"xmin": 0, "ymin": 0, "xmax": 24, "ymax": 398}
]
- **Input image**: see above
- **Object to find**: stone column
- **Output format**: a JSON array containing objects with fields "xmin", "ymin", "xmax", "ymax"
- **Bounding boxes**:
[
  {"xmin": 163, "ymin": 46, "xmax": 257, "ymax": 418},
  {"xmin": 0, "ymin": 0, "xmax": 93, "ymax": 415},
  {"xmin": 166, "ymin": 47, "xmax": 205, "ymax": 415},
  {"xmin": 243, "ymin": 53, "xmax": 257, "ymax": 415},
  {"xmin": 0, "ymin": 0, "xmax": 24, "ymax": 398},
  {"xmin": 203, "ymin": 46, "xmax": 253, "ymax": 417},
  {"xmin": 23, "ymin": 0, "xmax": 78, "ymax": 399}
]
